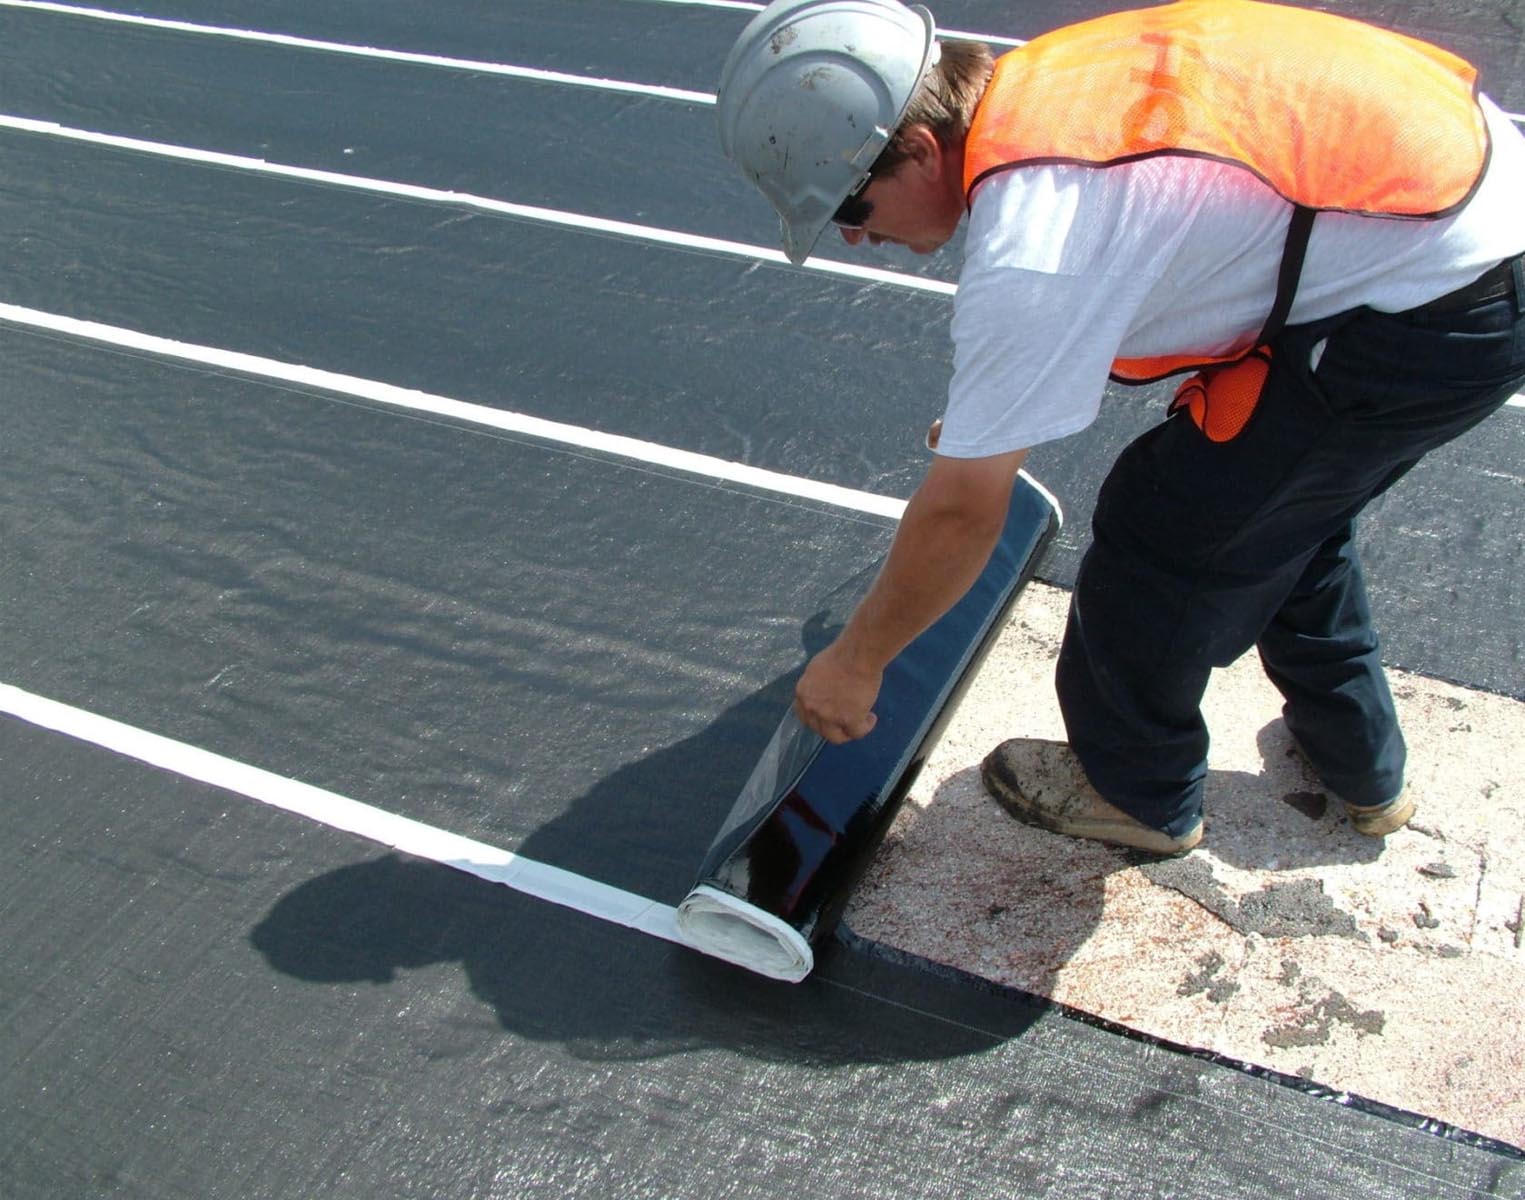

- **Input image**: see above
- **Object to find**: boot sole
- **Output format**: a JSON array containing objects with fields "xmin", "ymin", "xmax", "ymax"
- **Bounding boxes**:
[
  {"xmin": 1347, "ymin": 792, "xmax": 1417, "ymax": 837},
  {"xmin": 1289, "ymin": 735, "xmax": 1415, "ymax": 837},
  {"xmin": 980, "ymin": 751, "xmax": 1202, "ymax": 857}
]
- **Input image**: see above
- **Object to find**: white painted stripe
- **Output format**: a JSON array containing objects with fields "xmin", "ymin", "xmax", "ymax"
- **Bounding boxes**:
[
  {"xmin": 640, "ymin": 0, "xmax": 1525, "ymax": 90},
  {"xmin": 0, "ymin": 124, "xmax": 1512, "ymax": 420},
  {"xmin": 0, "ymin": 301, "xmax": 911, "ymax": 520},
  {"xmin": 0, "ymin": 126, "xmax": 1514, "ymax": 422},
  {"xmin": 641, "ymin": 0, "xmax": 766, "ymax": 9},
  {"xmin": 0, "ymin": 0, "xmax": 715, "ymax": 105},
  {"xmin": 3, "ymin": 0, "xmax": 1519, "ymax": 126},
  {"xmin": 0, "ymin": 113, "xmax": 958, "ymax": 299},
  {"xmin": 0, "ymin": 0, "xmax": 1027, "ymax": 64},
  {"xmin": 635, "ymin": 0, "xmax": 1026, "ymax": 47},
  {"xmin": 941, "ymin": 25, "xmax": 1024, "ymax": 48},
  {"xmin": 0, "ymin": 681, "xmax": 685, "ymax": 942}
]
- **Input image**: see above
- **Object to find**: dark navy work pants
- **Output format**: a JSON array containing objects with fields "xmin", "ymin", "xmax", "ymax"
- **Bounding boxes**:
[{"xmin": 1057, "ymin": 263, "xmax": 1525, "ymax": 838}]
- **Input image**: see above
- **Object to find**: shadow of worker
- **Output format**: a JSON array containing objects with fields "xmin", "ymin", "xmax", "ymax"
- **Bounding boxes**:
[
  {"xmin": 248, "ymin": 852, "xmax": 1040, "ymax": 1069},
  {"xmin": 1191, "ymin": 719, "xmax": 1386, "ymax": 873},
  {"xmin": 250, "ymin": 606, "xmax": 1047, "ymax": 1068}
]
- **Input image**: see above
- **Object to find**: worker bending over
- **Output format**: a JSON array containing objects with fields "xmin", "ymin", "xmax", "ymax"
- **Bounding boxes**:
[{"xmin": 716, "ymin": 0, "xmax": 1525, "ymax": 854}]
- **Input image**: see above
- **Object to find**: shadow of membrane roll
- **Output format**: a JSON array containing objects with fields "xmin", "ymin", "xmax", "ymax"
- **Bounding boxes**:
[{"xmin": 676, "ymin": 473, "xmax": 1061, "ymax": 981}]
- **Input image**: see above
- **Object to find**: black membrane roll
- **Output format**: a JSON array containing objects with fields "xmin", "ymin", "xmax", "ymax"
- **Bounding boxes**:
[{"xmin": 676, "ymin": 474, "xmax": 1061, "ymax": 980}]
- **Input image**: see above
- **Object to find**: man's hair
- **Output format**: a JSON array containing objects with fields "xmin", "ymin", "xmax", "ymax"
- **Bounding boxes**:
[{"xmin": 873, "ymin": 39, "xmax": 996, "ymax": 175}]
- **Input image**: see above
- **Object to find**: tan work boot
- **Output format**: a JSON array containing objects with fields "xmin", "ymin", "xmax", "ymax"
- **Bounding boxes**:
[
  {"xmin": 1343, "ymin": 789, "xmax": 1416, "ymax": 837},
  {"xmin": 980, "ymin": 738, "xmax": 1203, "ymax": 856},
  {"xmin": 1287, "ymin": 736, "xmax": 1416, "ymax": 836}
]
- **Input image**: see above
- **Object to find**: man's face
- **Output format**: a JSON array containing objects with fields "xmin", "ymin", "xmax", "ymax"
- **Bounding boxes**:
[{"xmin": 834, "ymin": 129, "xmax": 964, "ymax": 255}]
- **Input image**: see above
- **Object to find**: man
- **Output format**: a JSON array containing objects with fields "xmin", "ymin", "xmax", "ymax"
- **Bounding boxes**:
[{"xmin": 716, "ymin": 0, "xmax": 1525, "ymax": 854}]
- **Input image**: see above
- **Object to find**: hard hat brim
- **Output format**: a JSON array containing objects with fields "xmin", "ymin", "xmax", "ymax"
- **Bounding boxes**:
[
  {"xmin": 786, "ymin": 5, "xmax": 938, "ymax": 265},
  {"xmin": 719, "ymin": 2, "xmax": 940, "ymax": 267}
]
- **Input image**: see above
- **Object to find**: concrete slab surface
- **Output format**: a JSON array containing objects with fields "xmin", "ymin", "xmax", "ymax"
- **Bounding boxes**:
[{"xmin": 848, "ymin": 582, "xmax": 1525, "ymax": 1150}]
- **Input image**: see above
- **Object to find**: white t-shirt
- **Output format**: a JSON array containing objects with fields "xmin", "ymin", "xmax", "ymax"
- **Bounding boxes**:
[{"xmin": 939, "ymin": 97, "xmax": 1525, "ymax": 458}]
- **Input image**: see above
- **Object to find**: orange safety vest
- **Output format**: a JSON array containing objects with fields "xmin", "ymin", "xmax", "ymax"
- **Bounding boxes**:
[{"xmin": 962, "ymin": 0, "xmax": 1490, "ymax": 385}]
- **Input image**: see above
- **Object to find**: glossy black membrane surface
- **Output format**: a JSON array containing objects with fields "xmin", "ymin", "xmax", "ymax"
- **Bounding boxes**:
[{"xmin": 700, "ymin": 481, "xmax": 1057, "ymax": 943}]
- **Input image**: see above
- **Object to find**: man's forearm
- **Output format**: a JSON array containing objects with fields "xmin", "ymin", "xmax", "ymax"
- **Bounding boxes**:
[
  {"xmin": 832, "ymin": 462, "xmax": 1018, "ymax": 672},
  {"xmin": 793, "ymin": 449, "xmax": 1028, "ymax": 743}
]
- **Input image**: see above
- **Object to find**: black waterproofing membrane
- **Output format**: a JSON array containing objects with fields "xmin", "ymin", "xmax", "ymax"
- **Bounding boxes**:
[{"xmin": 676, "ymin": 475, "xmax": 1061, "ymax": 981}]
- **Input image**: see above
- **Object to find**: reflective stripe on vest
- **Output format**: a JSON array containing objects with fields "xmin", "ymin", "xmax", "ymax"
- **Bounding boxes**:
[{"xmin": 962, "ymin": 0, "xmax": 1490, "ymax": 384}]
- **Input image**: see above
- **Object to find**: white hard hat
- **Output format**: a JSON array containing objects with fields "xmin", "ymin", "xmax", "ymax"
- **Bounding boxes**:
[{"xmin": 716, "ymin": 0, "xmax": 940, "ymax": 264}]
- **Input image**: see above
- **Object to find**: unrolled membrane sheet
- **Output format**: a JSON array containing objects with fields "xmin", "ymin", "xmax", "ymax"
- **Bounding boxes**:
[{"xmin": 676, "ymin": 474, "xmax": 1061, "ymax": 981}]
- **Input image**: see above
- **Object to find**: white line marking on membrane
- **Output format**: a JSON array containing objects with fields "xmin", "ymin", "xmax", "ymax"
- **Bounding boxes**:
[
  {"xmin": 0, "ymin": 120, "xmax": 1515, "ymax": 411},
  {"xmin": 9, "ymin": 115, "xmax": 1524, "ymax": 394},
  {"xmin": 4, "ymin": 0, "xmax": 1520, "ymax": 125},
  {"xmin": 0, "ymin": 301, "xmax": 911, "ymax": 519},
  {"xmin": 0, "ymin": 0, "xmax": 1027, "ymax": 70},
  {"xmin": 636, "ymin": 0, "xmax": 1025, "ymax": 47},
  {"xmin": 0, "ymin": 0, "xmax": 715, "ymax": 105},
  {"xmin": 0, "ymin": 682, "xmax": 685, "ymax": 943},
  {"xmin": 643, "ymin": 0, "xmax": 1525, "ymax": 99},
  {"xmin": 0, "ymin": 122, "xmax": 1517, "ymax": 415},
  {"xmin": 0, "ymin": 113, "xmax": 957, "ymax": 300},
  {"xmin": 0, "ymin": 124, "xmax": 1517, "ymax": 412}
]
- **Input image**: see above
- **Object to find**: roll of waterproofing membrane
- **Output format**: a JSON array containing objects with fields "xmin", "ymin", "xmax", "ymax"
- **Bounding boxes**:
[{"xmin": 677, "ymin": 474, "xmax": 1061, "ymax": 981}]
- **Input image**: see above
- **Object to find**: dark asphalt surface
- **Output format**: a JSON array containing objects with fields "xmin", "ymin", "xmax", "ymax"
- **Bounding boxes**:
[{"xmin": 2, "ymin": 1, "xmax": 1522, "ymax": 1196}]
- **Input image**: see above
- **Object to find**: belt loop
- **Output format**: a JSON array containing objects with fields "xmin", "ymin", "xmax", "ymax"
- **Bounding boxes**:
[{"xmin": 1513, "ymin": 254, "xmax": 1525, "ymax": 316}]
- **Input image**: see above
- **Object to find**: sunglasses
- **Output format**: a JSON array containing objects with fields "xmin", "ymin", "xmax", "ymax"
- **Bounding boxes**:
[{"xmin": 831, "ymin": 174, "xmax": 875, "ymax": 230}]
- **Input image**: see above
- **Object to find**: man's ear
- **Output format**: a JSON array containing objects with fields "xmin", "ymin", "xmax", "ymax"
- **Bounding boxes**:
[{"xmin": 903, "ymin": 124, "xmax": 945, "ymax": 177}]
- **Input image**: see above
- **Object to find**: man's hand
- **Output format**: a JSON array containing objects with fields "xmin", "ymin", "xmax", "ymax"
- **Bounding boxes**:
[
  {"xmin": 794, "ymin": 641, "xmax": 882, "ymax": 744},
  {"xmin": 792, "ymin": 444, "xmax": 1030, "ymax": 745}
]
